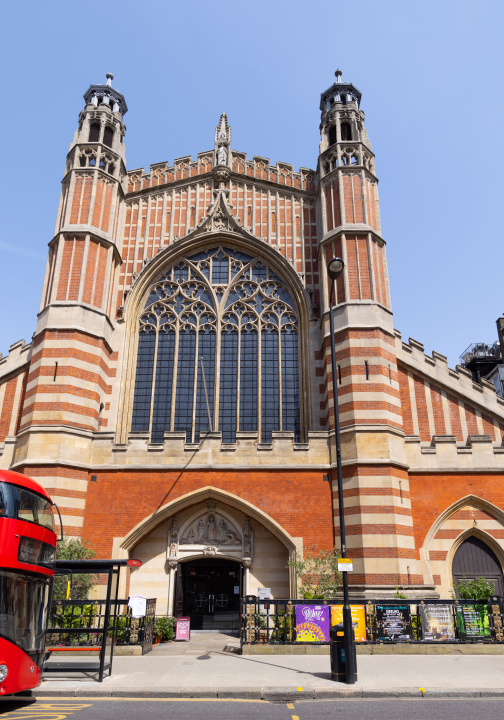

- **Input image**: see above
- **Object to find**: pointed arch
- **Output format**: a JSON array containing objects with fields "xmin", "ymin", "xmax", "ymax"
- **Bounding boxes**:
[
  {"xmin": 115, "ymin": 231, "xmax": 311, "ymax": 445},
  {"xmin": 422, "ymin": 494, "xmax": 504, "ymax": 555},
  {"xmin": 448, "ymin": 526, "xmax": 504, "ymax": 576},
  {"xmin": 119, "ymin": 485, "xmax": 298, "ymax": 553}
]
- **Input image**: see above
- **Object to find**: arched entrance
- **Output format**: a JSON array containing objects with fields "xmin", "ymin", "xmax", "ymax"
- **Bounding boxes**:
[
  {"xmin": 123, "ymin": 487, "xmax": 298, "ymax": 618},
  {"xmin": 178, "ymin": 558, "xmax": 241, "ymax": 632},
  {"xmin": 452, "ymin": 536, "xmax": 504, "ymax": 595}
]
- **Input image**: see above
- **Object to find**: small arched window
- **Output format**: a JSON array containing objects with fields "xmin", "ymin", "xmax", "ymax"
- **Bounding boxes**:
[
  {"xmin": 328, "ymin": 126, "xmax": 336, "ymax": 146},
  {"xmin": 89, "ymin": 123, "xmax": 100, "ymax": 143},
  {"xmin": 103, "ymin": 126, "xmax": 114, "ymax": 148},
  {"xmin": 341, "ymin": 123, "xmax": 352, "ymax": 141}
]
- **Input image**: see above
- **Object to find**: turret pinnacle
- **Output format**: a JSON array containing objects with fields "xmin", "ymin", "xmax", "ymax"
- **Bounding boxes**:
[
  {"xmin": 83, "ymin": 73, "xmax": 128, "ymax": 116},
  {"xmin": 214, "ymin": 113, "xmax": 231, "ymax": 167}
]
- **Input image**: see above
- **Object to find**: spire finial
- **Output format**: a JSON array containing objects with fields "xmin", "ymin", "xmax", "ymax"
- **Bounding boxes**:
[
  {"xmin": 335, "ymin": 69, "xmax": 342, "ymax": 83},
  {"xmin": 106, "ymin": 72, "xmax": 114, "ymax": 87}
]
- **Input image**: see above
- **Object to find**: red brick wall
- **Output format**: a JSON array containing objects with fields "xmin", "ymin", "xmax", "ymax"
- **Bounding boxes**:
[
  {"xmin": 81, "ymin": 470, "xmax": 334, "ymax": 558},
  {"xmin": 409, "ymin": 473, "xmax": 504, "ymax": 549},
  {"xmin": 0, "ymin": 377, "xmax": 18, "ymax": 442},
  {"xmin": 413, "ymin": 375, "xmax": 430, "ymax": 441},
  {"xmin": 397, "ymin": 365, "xmax": 414, "ymax": 435},
  {"xmin": 447, "ymin": 394, "xmax": 463, "ymax": 440},
  {"xmin": 56, "ymin": 240, "xmax": 73, "ymax": 300},
  {"xmin": 430, "ymin": 384, "xmax": 446, "ymax": 434}
]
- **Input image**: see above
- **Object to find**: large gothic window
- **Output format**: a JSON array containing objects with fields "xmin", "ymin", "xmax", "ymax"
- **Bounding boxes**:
[{"xmin": 131, "ymin": 246, "xmax": 301, "ymax": 444}]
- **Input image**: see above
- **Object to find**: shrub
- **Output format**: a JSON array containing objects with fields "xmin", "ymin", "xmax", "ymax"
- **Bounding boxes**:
[
  {"xmin": 153, "ymin": 616, "xmax": 176, "ymax": 641},
  {"xmin": 452, "ymin": 576, "xmax": 496, "ymax": 600},
  {"xmin": 287, "ymin": 544, "xmax": 342, "ymax": 599},
  {"xmin": 53, "ymin": 538, "xmax": 97, "ymax": 600}
]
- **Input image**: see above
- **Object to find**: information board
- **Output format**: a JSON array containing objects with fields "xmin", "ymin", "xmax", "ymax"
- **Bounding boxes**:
[
  {"xmin": 331, "ymin": 605, "xmax": 367, "ymax": 641},
  {"xmin": 375, "ymin": 604, "xmax": 412, "ymax": 641},
  {"xmin": 295, "ymin": 605, "xmax": 330, "ymax": 642},
  {"xmin": 175, "ymin": 616, "xmax": 190, "ymax": 641},
  {"xmin": 420, "ymin": 604, "xmax": 456, "ymax": 641},
  {"xmin": 455, "ymin": 604, "xmax": 490, "ymax": 639}
]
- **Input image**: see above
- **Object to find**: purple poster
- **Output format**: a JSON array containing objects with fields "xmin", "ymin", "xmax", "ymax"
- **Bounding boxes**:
[{"xmin": 295, "ymin": 605, "xmax": 330, "ymax": 642}]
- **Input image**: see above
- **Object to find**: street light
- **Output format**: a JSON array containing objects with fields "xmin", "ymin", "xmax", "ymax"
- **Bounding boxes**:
[{"xmin": 327, "ymin": 257, "xmax": 356, "ymax": 684}]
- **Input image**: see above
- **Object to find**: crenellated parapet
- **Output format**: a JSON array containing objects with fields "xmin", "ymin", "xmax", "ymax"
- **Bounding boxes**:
[
  {"xmin": 126, "ymin": 152, "xmax": 315, "ymax": 194},
  {"xmin": 395, "ymin": 329, "xmax": 504, "ymax": 469}
]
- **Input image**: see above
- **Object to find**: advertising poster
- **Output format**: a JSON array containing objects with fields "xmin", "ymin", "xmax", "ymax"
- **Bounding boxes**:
[
  {"xmin": 331, "ymin": 605, "xmax": 367, "ymax": 642},
  {"xmin": 295, "ymin": 605, "xmax": 330, "ymax": 642},
  {"xmin": 420, "ymin": 604, "xmax": 456, "ymax": 641},
  {"xmin": 375, "ymin": 605, "xmax": 412, "ymax": 641},
  {"xmin": 455, "ymin": 605, "xmax": 490, "ymax": 639}
]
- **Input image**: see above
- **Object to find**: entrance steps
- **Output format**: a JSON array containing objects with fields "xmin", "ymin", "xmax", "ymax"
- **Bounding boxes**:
[{"xmin": 149, "ymin": 632, "xmax": 240, "ymax": 656}]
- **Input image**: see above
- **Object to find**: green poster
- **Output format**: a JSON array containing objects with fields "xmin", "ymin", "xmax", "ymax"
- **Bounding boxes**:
[{"xmin": 455, "ymin": 604, "xmax": 490, "ymax": 639}]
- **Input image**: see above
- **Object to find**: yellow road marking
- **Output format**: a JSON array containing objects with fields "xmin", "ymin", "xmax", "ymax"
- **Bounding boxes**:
[
  {"xmin": 0, "ymin": 704, "xmax": 92, "ymax": 719},
  {"xmin": 286, "ymin": 703, "xmax": 295, "ymax": 709},
  {"xmin": 291, "ymin": 715, "xmax": 300, "ymax": 720}
]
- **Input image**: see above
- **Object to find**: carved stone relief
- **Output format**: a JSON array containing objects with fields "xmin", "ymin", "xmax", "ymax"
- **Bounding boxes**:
[
  {"xmin": 180, "ymin": 512, "xmax": 241, "ymax": 547},
  {"xmin": 167, "ymin": 505, "xmax": 254, "ymax": 563}
]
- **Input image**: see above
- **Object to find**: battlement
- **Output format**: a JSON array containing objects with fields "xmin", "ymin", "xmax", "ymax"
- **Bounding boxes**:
[
  {"xmin": 395, "ymin": 329, "xmax": 504, "ymax": 417},
  {"xmin": 126, "ymin": 151, "xmax": 316, "ymax": 194},
  {"xmin": 0, "ymin": 339, "xmax": 32, "ymax": 380}
]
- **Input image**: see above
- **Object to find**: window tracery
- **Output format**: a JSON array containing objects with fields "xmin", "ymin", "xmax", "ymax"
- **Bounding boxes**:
[{"xmin": 131, "ymin": 246, "xmax": 301, "ymax": 445}]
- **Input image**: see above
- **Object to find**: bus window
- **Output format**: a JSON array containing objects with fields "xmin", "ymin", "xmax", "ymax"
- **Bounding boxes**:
[
  {"xmin": 14, "ymin": 487, "xmax": 55, "ymax": 532},
  {"xmin": 0, "ymin": 486, "xmax": 7, "ymax": 516},
  {"xmin": 0, "ymin": 570, "xmax": 51, "ymax": 654}
]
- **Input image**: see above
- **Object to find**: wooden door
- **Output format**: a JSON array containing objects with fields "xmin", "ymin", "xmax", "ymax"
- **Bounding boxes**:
[{"xmin": 452, "ymin": 535, "xmax": 504, "ymax": 596}]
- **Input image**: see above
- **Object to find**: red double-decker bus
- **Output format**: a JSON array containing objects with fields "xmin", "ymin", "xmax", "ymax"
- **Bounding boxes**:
[{"xmin": 0, "ymin": 469, "xmax": 57, "ymax": 695}]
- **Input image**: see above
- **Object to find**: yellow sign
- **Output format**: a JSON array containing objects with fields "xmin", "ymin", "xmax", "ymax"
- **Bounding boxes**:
[
  {"xmin": 331, "ymin": 605, "xmax": 367, "ymax": 642},
  {"xmin": 337, "ymin": 558, "xmax": 353, "ymax": 572}
]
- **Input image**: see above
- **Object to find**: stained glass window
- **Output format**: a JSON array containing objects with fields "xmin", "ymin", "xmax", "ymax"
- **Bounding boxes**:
[{"xmin": 131, "ymin": 246, "xmax": 301, "ymax": 444}]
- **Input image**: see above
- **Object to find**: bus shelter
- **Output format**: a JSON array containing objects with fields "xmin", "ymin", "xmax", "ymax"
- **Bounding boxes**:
[{"xmin": 44, "ymin": 558, "xmax": 141, "ymax": 682}]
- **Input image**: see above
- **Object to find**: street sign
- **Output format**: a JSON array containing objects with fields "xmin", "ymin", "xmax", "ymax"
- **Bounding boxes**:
[{"xmin": 338, "ymin": 558, "xmax": 353, "ymax": 572}]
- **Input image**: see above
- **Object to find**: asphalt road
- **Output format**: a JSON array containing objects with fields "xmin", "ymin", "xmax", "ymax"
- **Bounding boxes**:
[{"xmin": 1, "ymin": 698, "xmax": 504, "ymax": 720}]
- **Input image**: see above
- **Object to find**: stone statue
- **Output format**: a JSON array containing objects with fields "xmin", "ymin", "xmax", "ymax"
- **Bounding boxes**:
[
  {"xmin": 217, "ymin": 144, "xmax": 227, "ymax": 165},
  {"xmin": 208, "ymin": 514, "xmax": 216, "ymax": 542},
  {"xmin": 197, "ymin": 518, "xmax": 206, "ymax": 542},
  {"xmin": 218, "ymin": 519, "xmax": 227, "ymax": 543},
  {"xmin": 224, "ymin": 528, "xmax": 240, "ymax": 544},
  {"xmin": 186, "ymin": 529, "xmax": 195, "ymax": 543},
  {"xmin": 169, "ymin": 542, "xmax": 177, "ymax": 557}
]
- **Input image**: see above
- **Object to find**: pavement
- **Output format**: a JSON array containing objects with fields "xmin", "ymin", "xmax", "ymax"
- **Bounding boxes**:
[{"xmin": 34, "ymin": 633, "xmax": 504, "ymax": 700}]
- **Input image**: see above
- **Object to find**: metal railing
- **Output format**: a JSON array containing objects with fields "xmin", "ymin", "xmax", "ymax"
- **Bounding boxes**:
[
  {"xmin": 240, "ymin": 596, "xmax": 504, "ymax": 645},
  {"xmin": 460, "ymin": 342, "xmax": 501, "ymax": 366}
]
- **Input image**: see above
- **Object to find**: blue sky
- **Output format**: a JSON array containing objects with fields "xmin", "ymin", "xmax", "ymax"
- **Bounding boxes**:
[{"xmin": 0, "ymin": 0, "xmax": 502, "ymax": 367}]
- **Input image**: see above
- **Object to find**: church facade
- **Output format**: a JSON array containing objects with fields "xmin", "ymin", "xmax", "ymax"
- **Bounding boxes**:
[{"xmin": 1, "ymin": 73, "xmax": 504, "ymax": 620}]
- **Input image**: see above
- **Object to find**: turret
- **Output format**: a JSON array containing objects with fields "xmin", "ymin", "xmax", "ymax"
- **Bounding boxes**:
[{"xmin": 40, "ymin": 74, "xmax": 126, "ymax": 318}]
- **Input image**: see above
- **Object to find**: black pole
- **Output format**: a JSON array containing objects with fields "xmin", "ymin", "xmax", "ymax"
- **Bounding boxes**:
[{"xmin": 328, "ymin": 277, "xmax": 356, "ymax": 684}]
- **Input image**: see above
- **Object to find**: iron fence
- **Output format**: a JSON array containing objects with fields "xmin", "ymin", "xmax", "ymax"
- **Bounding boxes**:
[
  {"xmin": 240, "ymin": 596, "xmax": 504, "ymax": 645},
  {"xmin": 47, "ymin": 598, "xmax": 157, "ymax": 656}
]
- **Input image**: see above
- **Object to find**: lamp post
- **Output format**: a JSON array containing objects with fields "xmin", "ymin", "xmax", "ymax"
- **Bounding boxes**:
[{"xmin": 327, "ymin": 256, "xmax": 356, "ymax": 684}]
